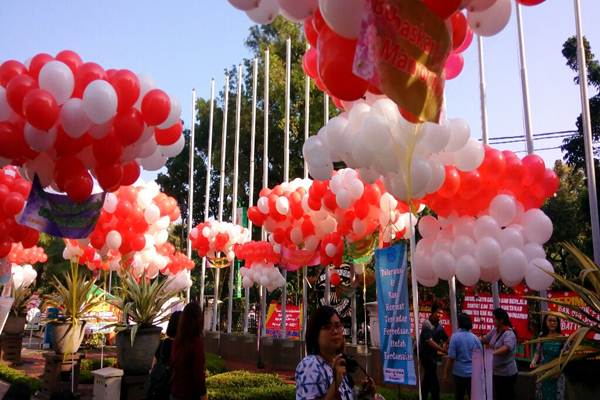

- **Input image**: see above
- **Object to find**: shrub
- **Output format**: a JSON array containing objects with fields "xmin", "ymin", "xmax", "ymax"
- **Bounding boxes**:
[
  {"xmin": 205, "ymin": 352, "xmax": 227, "ymax": 376},
  {"xmin": 206, "ymin": 371, "xmax": 294, "ymax": 400},
  {"xmin": 79, "ymin": 357, "xmax": 117, "ymax": 384},
  {"xmin": 0, "ymin": 363, "xmax": 42, "ymax": 393}
]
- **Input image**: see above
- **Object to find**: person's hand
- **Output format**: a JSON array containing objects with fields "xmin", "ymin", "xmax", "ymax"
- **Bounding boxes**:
[
  {"xmin": 529, "ymin": 361, "xmax": 537, "ymax": 369},
  {"xmin": 331, "ymin": 354, "xmax": 347, "ymax": 385},
  {"xmin": 361, "ymin": 376, "xmax": 376, "ymax": 395}
]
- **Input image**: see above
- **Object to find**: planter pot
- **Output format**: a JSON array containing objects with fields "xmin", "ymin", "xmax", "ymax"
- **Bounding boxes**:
[
  {"xmin": 3, "ymin": 315, "xmax": 26, "ymax": 335},
  {"xmin": 564, "ymin": 360, "xmax": 600, "ymax": 400},
  {"xmin": 51, "ymin": 322, "xmax": 86, "ymax": 354},
  {"xmin": 116, "ymin": 326, "xmax": 162, "ymax": 374}
]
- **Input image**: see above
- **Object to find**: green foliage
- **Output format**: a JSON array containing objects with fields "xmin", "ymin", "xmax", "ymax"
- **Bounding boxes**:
[
  {"xmin": 79, "ymin": 357, "xmax": 117, "ymax": 384},
  {"xmin": 0, "ymin": 363, "xmax": 42, "ymax": 393},
  {"xmin": 205, "ymin": 352, "xmax": 227, "ymax": 376},
  {"xmin": 11, "ymin": 284, "xmax": 32, "ymax": 317},
  {"xmin": 83, "ymin": 332, "xmax": 107, "ymax": 349},
  {"xmin": 206, "ymin": 371, "xmax": 294, "ymax": 400}
]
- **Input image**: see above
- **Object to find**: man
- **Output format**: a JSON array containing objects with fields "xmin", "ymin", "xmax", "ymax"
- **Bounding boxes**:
[{"xmin": 419, "ymin": 303, "xmax": 449, "ymax": 400}]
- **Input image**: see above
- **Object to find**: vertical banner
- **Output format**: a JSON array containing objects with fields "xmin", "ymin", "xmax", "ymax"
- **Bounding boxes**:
[
  {"xmin": 471, "ymin": 348, "xmax": 494, "ymax": 400},
  {"xmin": 375, "ymin": 243, "xmax": 416, "ymax": 385}
]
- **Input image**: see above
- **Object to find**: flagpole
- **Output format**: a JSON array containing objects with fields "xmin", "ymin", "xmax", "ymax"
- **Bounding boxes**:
[
  {"xmin": 281, "ymin": 38, "xmax": 291, "ymax": 339},
  {"xmin": 323, "ymin": 94, "xmax": 331, "ymax": 306},
  {"xmin": 186, "ymin": 88, "xmax": 197, "ymax": 304},
  {"xmin": 244, "ymin": 58, "xmax": 258, "ymax": 334},
  {"xmin": 200, "ymin": 79, "xmax": 215, "ymax": 312},
  {"xmin": 227, "ymin": 65, "xmax": 243, "ymax": 333},
  {"xmin": 214, "ymin": 73, "xmax": 230, "ymax": 332},
  {"xmin": 302, "ymin": 44, "xmax": 310, "ymax": 344}
]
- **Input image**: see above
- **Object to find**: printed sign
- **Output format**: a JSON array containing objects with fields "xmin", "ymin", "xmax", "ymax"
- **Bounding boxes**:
[
  {"xmin": 265, "ymin": 302, "xmax": 302, "ymax": 340},
  {"xmin": 462, "ymin": 293, "xmax": 532, "ymax": 339},
  {"xmin": 548, "ymin": 291, "xmax": 600, "ymax": 339}
]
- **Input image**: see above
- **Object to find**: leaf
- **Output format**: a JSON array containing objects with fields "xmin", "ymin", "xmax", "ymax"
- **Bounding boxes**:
[{"xmin": 130, "ymin": 324, "xmax": 139, "ymax": 347}]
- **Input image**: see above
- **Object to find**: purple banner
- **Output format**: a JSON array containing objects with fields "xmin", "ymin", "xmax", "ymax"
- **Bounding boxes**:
[{"xmin": 18, "ymin": 176, "xmax": 105, "ymax": 239}]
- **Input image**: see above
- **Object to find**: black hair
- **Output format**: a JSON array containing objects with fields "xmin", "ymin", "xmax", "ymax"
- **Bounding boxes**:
[
  {"xmin": 493, "ymin": 308, "xmax": 512, "ymax": 328},
  {"xmin": 540, "ymin": 314, "xmax": 561, "ymax": 337},
  {"xmin": 305, "ymin": 306, "xmax": 341, "ymax": 355},
  {"xmin": 3, "ymin": 383, "xmax": 31, "ymax": 400},
  {"xmin": 457, "ymin": 313, "xmax": 472, "ymax": 331},
  {"xmin": 166, "ymin": 310, "xmax": 182, "ymax": 338},
  {"xmin": 430, "ymin": 303, "xmax": 441, "ymax": 314}
]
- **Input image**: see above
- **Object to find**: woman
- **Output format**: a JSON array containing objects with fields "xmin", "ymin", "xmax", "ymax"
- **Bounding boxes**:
[
  {"xmin": 481, "ymin": 308, "xmax": 518, "ymax": 400},
  {"xmin": 530, "ymin": 315, "xmax": 565, "ymax": 400},
  {"xmin": 146, "ymin": 311, "xmax": 181, "ymax": 399},
  {"xmin": 444, "ymin": 313, "xmax": 482, "ymax": 400},
  {"xmin": 171, "ymin": 303, "xmax": 206, "ymax": 400},
  {"xmin": 295, "ymin": 306, "xmax": 375, "ymax": 400}
]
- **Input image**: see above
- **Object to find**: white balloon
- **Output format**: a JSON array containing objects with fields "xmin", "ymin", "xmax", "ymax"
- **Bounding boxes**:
[
  {"xmin": 475, "ymin": 237, "xmax": 502, "ymax": 268},
  {"xmin": 418, "ymin": 275, "xmax": 439, "ymax": 288},
  {"xmin": 257, "ymin": 197, "xmax": 269, "ymax": 214},
  {"xmin": 521, "ymin": 209, "xmax": 553, "ymax": 244},
  {"xmin": 229, "ymin": 0, "xmax": 260, "ymax": 11},
  {"xmin": 426, "ymin": 159, "xmax": 446, "ymax": 193},
  {"xmin": 319, "ymin": 0, "xmax": 363, "ymax": 38},
  {"xmin": 336, "ymin": 190, "xmax": 352, "ymax": 209},
  {"xmin": 144, "ymin": 204, "xmax": 161, "ymax": 224},
  {"xmin": 325, "ymin": 243, "xmax": 337, "ymax": 258},
  {"xmin": 525, "ymin": 258, "xmax": 554, "ymax": 291},
  {"xmin": 60, "ymin": 98, "xmax": 92, "ymax": 138},
  {"xmin": 474, "ymin": 216, "xmax": 500, "ymax": 238},
  {"xmin": 499, "ymin": 248, "xmax": 528, "ymax": 286},
  {"xmin": 39, "ymin": 61, "xmax": 74, "ymax": 105},
  {"xmin": 157, "ymin": 95, "xmax": 182, "ymax": 129},
  {"xmin": 137, "ymin": 134, "xmax": 158, "ymax": 159},
  {"xmin": 82, "ymin": 80, "xmax": 118, "ymax": 124},
  {"xmin": 140, "ymin": 148, "xmax": 167, "ymax": 171},
  {"xmin": 414, "ymin": 252, "xmax": 435, "ymax": 280},
  {"xmin": 303, "ymin": 136, "xmax": 331, "ymax": 168},
  {"xmin": 455, "ymin": 138, "xmax": 485, "ymax": 172},
  {"xmin": 275, "ymin": 196, "xmax": 290, "ymax": 215},
  {"xmin": 453, "ymin": 216, "xmax": 476, "ymax": 237},
  {"xmin": 468, "ymin": 0, "xmax": 512, "ymax": 37},
  {"xmin": 455, "ymin": 255, "xmax": 480, "ymax": 286},
  {"xmin": 523, "ymin": 243, "xmax": 546, "ymax": 261},
  {"xmin": 106, "ymin": 230, "xmax": 122, "ymax": 250},
  {"xmin": 489, "ymin": 194, "xmax": 517, "ymax": 227},
  {"xmin": 480, "ymin": 264, "xmax": 500, "ymax": 283},
  {"xmin": 497, "ymin": 227, "xmax": 524, "ymax": 251},
  {"xmin": 134, "ymin": 74, "xmax": 156, "ymax": 110},
  {"xmin": 277, "ymin": 0, "xmax": 318, "ymax": 21},
  {"xmin": 88, "ymin": 120, "xmax": 112, "ymax": 139},
  {"xmin": 445, "ymin": 118, "xmax": 471, "ymax": 152},
  {"xmin": 411, "ymin": 157, "xmax": 432, "ymax": 196},
  {"xmin": 159, "ymin": 133, "xmax": 185, "ymax": 157},
  {"xmin": 24, "ymin": 123, "xmax": 56, "ymax": 152},
  {"xmin": 432, "ymin": 251, "xmax": 456, "ymax": 281},
  {"xmin": 419, "ymin": 122, "xmax": 451, "ymax": 154},
  {"xmin": 154, "ymin": 229, "xmax": 168, "ymax": 245},
  {"xmin": 465, "ymin": 0, "xmax": 496, "ymax": 12},
  {"xmin": 246, "ymin": 0, "xmax": 279, "ymax": 24},
  {"xmin": 452, "ymin": 235, "xmax": 476, "ymax": 258},
  {"xmin": 418, "ymin": 216, "xmax": 440, "ymax": 239}
]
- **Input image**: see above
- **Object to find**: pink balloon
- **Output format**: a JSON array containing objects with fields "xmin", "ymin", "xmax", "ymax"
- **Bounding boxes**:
[{"xmin": 445, "ymin": 53, "xmax": 464, "ymax": 80}]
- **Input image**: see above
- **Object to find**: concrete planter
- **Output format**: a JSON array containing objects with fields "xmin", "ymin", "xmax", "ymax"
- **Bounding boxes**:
[
  {"xmin": 51, "ymin": 321, "xmax": 86, "ymax": 354},
  {"xmin": 116, "ymin": 326, "xmax": 161, "ymax": 374},
  {"xmin": 3, "ymin": 315, "xmax": 25, "ymax": 335}
]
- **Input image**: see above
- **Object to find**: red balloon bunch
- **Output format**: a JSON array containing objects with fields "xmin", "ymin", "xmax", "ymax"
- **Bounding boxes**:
[
  {"xmin": 7, "ymin": 243, "xmax": 47, "ymax": 265},
  {"xmin": 320, "ymin": 232, "xmax": 344, "ymax": 267},
  {"xmin": 163, "ymin": 249, "xmax": 194, "ymax": 275},
  {"xmin": 234, "ymin": 241, "xmax": 281, "ymax": 266},
  {"xmin": 424, "ymin": 147, "xmax": 559, "ymax": 217},
  {"xmin": 0, "ymin": 166, "xmax": 40, "ymax": 258},
  {"xmin": 444, "ymin": 11, "xmax": 473, "ymax": 80},
  {"xmin": 0, "ymin": 51, "xmax": 184, "ymax": 203},
  {"xmin": 189, "ymin": 220, "xmax": 250, "ymax": 262}
]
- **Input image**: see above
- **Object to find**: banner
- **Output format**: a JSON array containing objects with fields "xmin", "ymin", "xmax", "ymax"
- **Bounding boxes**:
[
  {"xmin": 410, "ymin": 304, "xmax": 452, "ymax": 338},
  {"xmin": 462, "ymin": 292, "xmax": 532, "ymax": 340},
  {"xmin": 375, "ymin": 243, "xmax": 416, "ymax": 385},
  {"xmin": 265, "ymin": 302, "xmax": 302, "ymax": 340},
  {"xmin": 19, "ymin": 176, "xmax": 105, "ymax": 239},
  {"xmin": 548, "ymin": 291, "xmax": 600, "ymax": 339}
]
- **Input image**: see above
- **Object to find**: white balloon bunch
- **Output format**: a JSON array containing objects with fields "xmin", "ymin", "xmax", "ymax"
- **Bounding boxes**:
[
  {"xmin": 189, "ymin": 219, "xmax": 251, "ymax": 262},
  {"xmin": 378, "ymin": 192, "xmax": 421, "ymax": 243},
  {"xmin": 240, "ymin": 262, "xmax": 286, "ymax": 292},
  {"xmin": 303, "ymin": 97, "xmax": 484, "ymax": 201},
  {"xmin": 414, "ymin": 194, "xmax": 554, "ymax": 290},
  {"xmin": 329, "ymin": 169, "xmax": 364, "ymax": 209},
  {"xmin": 11, "ymin": 264, "xmax": 37, "ymax": 289},
  {"xmin": 164, "ymin": 271, "xmax": 193, "ymax": 292},
  {"xmin": 229, "ymin": 0, "xmax": 319, "ymax": 24}
]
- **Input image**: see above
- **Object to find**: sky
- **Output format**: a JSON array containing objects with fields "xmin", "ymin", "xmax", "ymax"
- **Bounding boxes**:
[{"xmin": 1, "ymin": 0, "xmax": 599, "ymax": 183}]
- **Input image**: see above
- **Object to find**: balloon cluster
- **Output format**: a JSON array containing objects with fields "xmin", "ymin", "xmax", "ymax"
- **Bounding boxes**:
[
  {"xmin": 236, "ymin": 241, "xmax": 285, "ymax": 291},
  {"xmin": 415, "ymin": 194, "xmax": 554, "ymax": 290},
  {"xmin": 11, "ymin": 264, "xmax": 37, "ymax": 289},
  {"xmin": 189, "ymin": 220, "xmax": 251, "ymax": 263},
  {"xmin": 159, "ymin": 243, "xmax": 195, "ymax": 275},
  {"xmin": 0, "ymin": 166, "xmax": 40, "ymax": 258},
  {"xmin": 303, "ymin": 97, "xmax": 484, "ymax": 201},
  {"xmin": 0, "ymin": 51, "xmax": 184, "ymax": 202},
  {"xmin": 423, "ymin": 149, "xmax": 559, "ymax": 217},
  {"xmin": 7, "ymin": 243, "xmax": 47, "ymax": 265}
]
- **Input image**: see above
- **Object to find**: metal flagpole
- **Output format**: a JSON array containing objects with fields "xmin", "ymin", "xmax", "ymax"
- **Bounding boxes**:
[
  {"xmin": 323, "ymin": 94, "xmax": 331, "ymax": 306},
  {"xmin": 228, "ymin": 65, "xmax": 243, "ymax": 333},
  {"xmin": 244, "ymin": 58, "xmax": 258, "ymax": 334},
  {"xmin": 261, "ymin": 47, "xmax": 270, "ymax": 337},
  {"xmin": 351, "ymin": 265, "xmax": 358, "ymax": 346},
  {"xmin": 302, "ymin": 45, "xmax": 310, "ymax": 343},
  {"xmin": 186, "ymin": 88, "xmax": 197, "ymax": 304},
  {"xmin": 214, "ymin": 73, "xmax": 230, "ymax": 332},
  {"xmin": 516, "ymin": 3, "xmax": 534, "ymax": 154},
  {"xmin": 574, "ymin": 0, "xmax": 600, "ymax": 264},
  {"xmin": 281, "ymin": 38, "xmax": 291, "ymax": 339},
  {"xmin": 409, "ymin": 210, "xmax": 422, "ymax": 400},
  {"xmin": 477, "ymin": 36, "xmax": 500, "ymax": 309},
  {"xmin": 201, "ymin": 79, "xmax": 215, "ymax": 311}
]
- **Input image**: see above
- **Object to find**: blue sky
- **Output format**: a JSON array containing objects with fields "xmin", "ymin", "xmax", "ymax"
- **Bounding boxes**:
[{"xmin": 1, "ymin": 0, "xmax": 599, "ymax": 182}]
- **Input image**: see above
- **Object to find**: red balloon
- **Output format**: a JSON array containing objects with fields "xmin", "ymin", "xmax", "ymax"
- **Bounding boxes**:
[
  {"xmin": 479, "ymin": 147, "xmax": 506, "ymax": 177},
  {"xmin": 304, "ymin": 16, "xmax": 319, "ymax": 47},
  {"xmin": 6, "ymin": 75, "xmax": 37, "ymax": 116},
  {"xmin": 0, "ymin": 242, "xmax": 11, "ymax": 258},
  {"xmin": 74, "ymin": 62, "xmax": 107, "ymax": 97},
  {"xmin": 28, "ymin": 53, "xmax": 53, "ymax": 80},
  {"xmin": 522, "ymin": 154, "xmax": 545, "ymax": 184},
  {"xmin": 438, "ymin": 166, "xmax": 461, "ymax": 198},
  {"xmin": 93, "ymin": 132, "xmax": 123, "ymax": 165},
  {"xmin": 354, "ymin": 199, "xmax": 369, "ymax": 219},
  {"xmin": 141, "ymin": 89, "xmax": 170, "ymax": 126},
  {"xmin": 330, "ymin": 272, "xmax": 341, "ymax": 286},
  {"xmin": 0, "ymin": 122, "xmax": 23, "ymax": 160},
  {"xmin": 541, "ymin": 168, "xmax": 559, "ymax": 197},
  {"xmin": 12, "ymin": 179, "xmax": 31, "ymax": 198},
  {"xmin": 23, "ymin": 89, "xmax": 59, "ymax": 130},
  {"xmin": 116, "ymin": 200, "xmax": 133, "ymax": 219},
  {"xmin": 55, "ymin": 50, "xmax": 83, "ymax": 75},
  {"xmin": 367, "ymin": 83, "xmax": 383, "ymax": 95},
  {"xmin": 65, "ymin": 171, "xmax": 93, "ymax": 203},
  {"xmin": 130, "ymin": 234, "xmax": 146, "ymax": 252},
  {"xmin": 451, "ymin": 12, "xmax": 469, "ymax": 51},
  {"xmin": 54, "ymin": 128, "xmax": 91, "ymax": 157},
  {"xmin": 503, "ymin": 152, "xmax": 524, "ymax": 186},
  {"xmin": 96, "ymin": 163, "xmax": 123, "ymax": 192},
  {"xmin": 21, "ymin": 228, "xmax": 39, "ymax": 249},
  {"xmin": 317, "ymin": 28, "xmax": 368, "ymax": 101},
  {"xmin": 54, "ymin": 156, "xmax": 85, "ymax": 191},
  {"xmin": 399, "ymin": 108, "xmax": 421, "ymax": 123},
  {"xmin": 459, "ymin": 171, "xmax": 481, "ymax": 200},
  {"xmin": 423, "ymin": 0, "xmax": 461, "ymax": 19},
  {"xmin": 109, "ymin": 69, "xmax": 140, "ymax": 113},
  {"xmin": 302, "ymin": 48, "xmax": 318, "ymax": 79},
  {"xmin": 154, "ymin": 121, "xmax": 182, "ymax": 145},
  {"xmin": 0, "ymin": 60, "xmax": 27, "ymax": 87},
  {"xmin": 312, "ymin": 8, "xmax": 326, "ymax": 33},
  {"xmin": 121, "ymin": 161, "xmax": 141, "ymax": 186},
  {"xmin": 90, "ymin": 231, "xmax": 106, "ymax": 249},
  {"xmin": 3, "ymin": 192, "xmax": 25, "ymax": 215},
  {"xmin": 445, "ymin": 53, "xmax": 464, "ymax": 80},
  {"xmin": 518, "ymin": 0, "xmax": 545, "ymax": 5},
  {"xmin": 114, "ymin": 107, "xmax": 144, "ymax": 145}
]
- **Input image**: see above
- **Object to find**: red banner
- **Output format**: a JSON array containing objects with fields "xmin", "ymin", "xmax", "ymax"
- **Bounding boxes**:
[
  {"xmin": 265, "ymin": 302, "xmax": 302, "ymax": 339},
  {"xmin": 547, "ymin": 291, "xmax": 600, "ymax": 339},
  {"xmin": 409, "ymin": 305, "xmax": 452, "ymax": 338},
  {"xmin": 462, "ymin": 293, "xmax": 532, "ymax": 340}
]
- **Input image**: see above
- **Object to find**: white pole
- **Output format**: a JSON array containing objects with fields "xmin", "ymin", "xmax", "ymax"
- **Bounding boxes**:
[
  {"xmin": 302, "ymin": 45, "xmax": 310, "ymax": 342},
  {"xmin": 214, "ymin": 73, "xmax": 230, "ymax": 332},
  {"xmin": 323, "ymin": 95, "xmax": 331, "ymax": 305},
  {"xmin": 244, "ymin": 58, "xmax": 258, "ymax": 335},
  {"xmin": 228, "ymin": 65, "xmax": 243, "ymax": 333},
  {"xmin": 477, "ymin": 36, "xmax": 500, "ymax": 309},
  {"xmin": 281, "ymin": 38, "xmax": 291, "ymax": 339},
  {"xmin": 186, "ymin": 88, "xmax": 197, "ymax": 304},
  {"xmin": 261, "ymin": 48, "xmax": 270, "ymax": 337},
  {"xmin": 201, "ymin": 79, "xmax": 215, "ymax": 311},
  {"xmin": 409, "ymin": 210, "xmax": 422, "ymax": 400},
  {"xmin": 574, "ymin": 0, "xmax": 600, "ymax": 264},
  {"xmin": 351, "ymin": 265, "xmax": 357, "ymax": 346},
  {"xmin": 516, "ymin": 2, "xmax": 534, "ymax": 154}
]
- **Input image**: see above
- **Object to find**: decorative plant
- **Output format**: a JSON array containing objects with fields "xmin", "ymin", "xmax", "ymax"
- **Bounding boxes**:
[
  {"xmin": 45, "ymin": 268, "xmax": 104, "ymax": 324},
  {"xmin": 109, "ymin": 271, "xmax": 181, "ymax": 345},
  {"xmin": 527, "ymin": 242, "xmax": 600, "ymax": 381},
  {"xmin": 10, "ymin": 284, "xmax": 32, "ymax": 318}
]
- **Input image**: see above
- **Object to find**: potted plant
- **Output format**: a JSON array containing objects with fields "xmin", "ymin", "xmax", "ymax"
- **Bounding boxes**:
[
  {"xmin": 3, "ymin": 284, "xmax": 31, "ymax": 335},
  {"xmin": 528, "ymin": 242, "xmax": 600, "ymax": 399},
  {"xmin": 45, "ymin": 268, "xmax": 104, "ymax": 354},
  {"xmin": 110, "ymin": 272, "xmax": 181, "ymax": 374}
]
